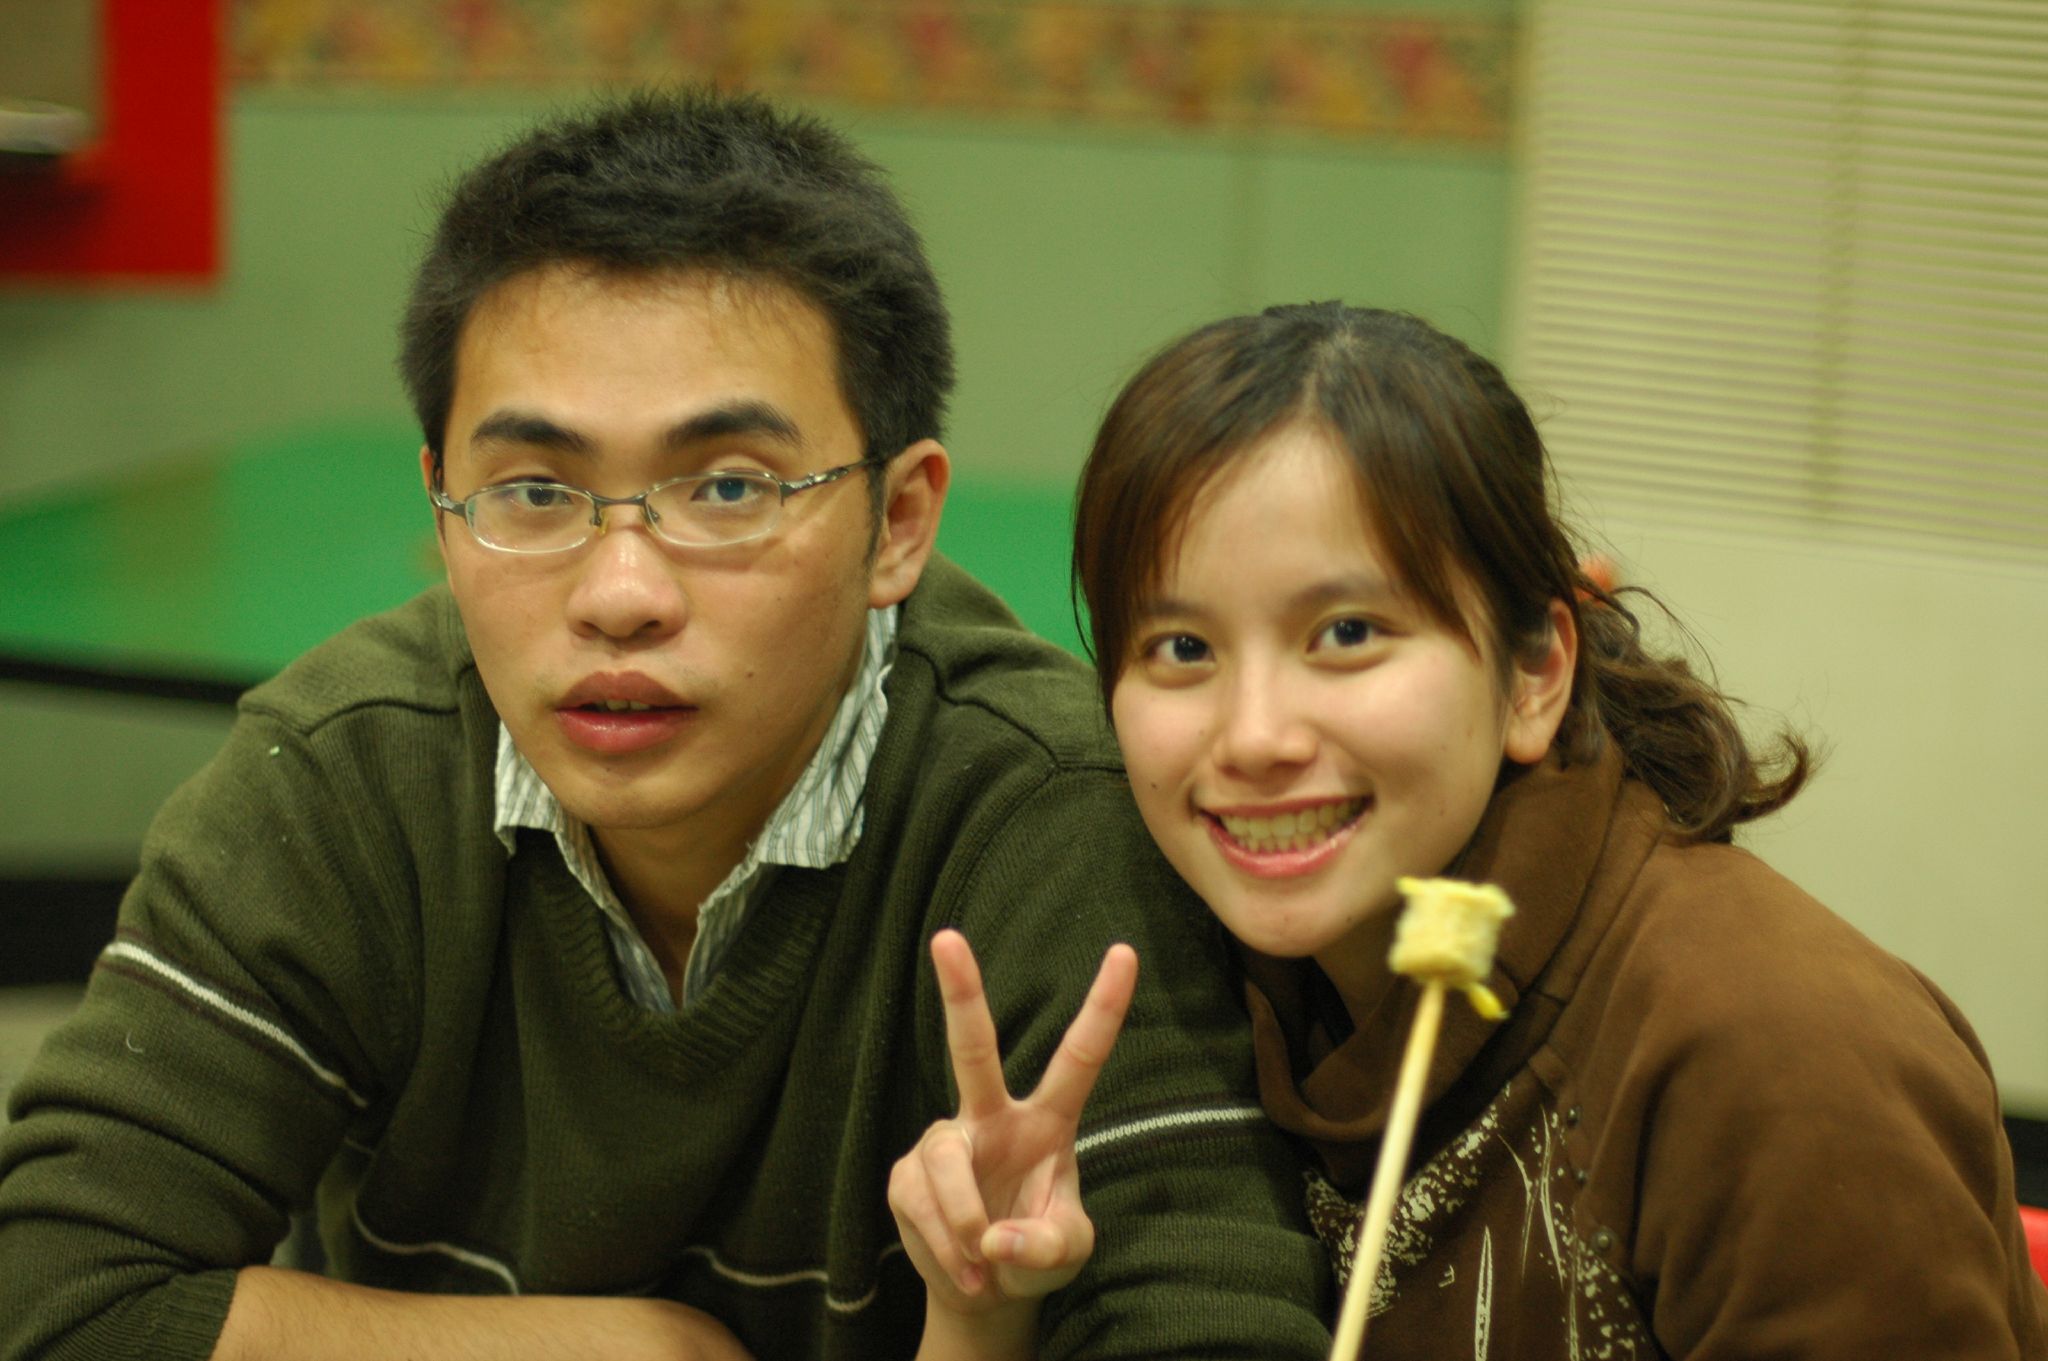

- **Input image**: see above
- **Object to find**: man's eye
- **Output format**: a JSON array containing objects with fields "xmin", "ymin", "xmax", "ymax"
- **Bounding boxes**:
[
  {"xmin": 1316, "ymin": 617, "xmax": 1376, "ymax": 650},
  {"xmin": 505, "ymin": 483, "xmax": 578, "ymax": 512},
  {"xmin": 693, "ymin": 475, "xmax": 768, "ymax": 506}
]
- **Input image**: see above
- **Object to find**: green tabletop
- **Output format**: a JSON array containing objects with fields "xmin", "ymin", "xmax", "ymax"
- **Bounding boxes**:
[{"xmin": 2, "ymin": 422, "xmax": 1085, "ymax": 688}]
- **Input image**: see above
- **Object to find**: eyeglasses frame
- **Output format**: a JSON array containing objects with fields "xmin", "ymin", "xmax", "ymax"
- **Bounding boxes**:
[{"xmin": 427, "ymin": 454, "xmax": 889, "ymax": 554}]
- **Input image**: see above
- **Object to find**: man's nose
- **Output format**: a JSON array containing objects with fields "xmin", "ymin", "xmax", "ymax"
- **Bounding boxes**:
[{"xmin": 566, "ymin": 512, "xmax": 688, "ymax": 642}]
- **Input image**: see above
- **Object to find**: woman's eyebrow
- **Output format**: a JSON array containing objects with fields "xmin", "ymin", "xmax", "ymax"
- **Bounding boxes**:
[
  {"xmin": 1293, "ymin": 573, "xmax": 1398, "ymax": 612},
  {"xmin": 1140, "ymin": 575, "xmax": 1398, "ymax": 622},
  {"xmin": 1134, "ymin": 572, "xmax": 1400, "ymax": 626},
  {"xmin": 1133, "ymin": 595, "xmax": 1204, "ymax": 626}
]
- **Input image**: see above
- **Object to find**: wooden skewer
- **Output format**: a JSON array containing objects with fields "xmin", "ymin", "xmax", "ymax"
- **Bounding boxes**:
[
  {"xmin": 1327, "ymin": 979, "xmax": 1447, "ymax": 1361},
  {"xmin": 1327, "ymin": 876, "xmax": 1514, "ymax": 1361}
]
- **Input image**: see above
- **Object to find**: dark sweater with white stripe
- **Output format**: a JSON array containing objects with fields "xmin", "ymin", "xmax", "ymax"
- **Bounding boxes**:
[{"xmin": 0, "ymin": 558, "xmax": 1332, "ymax": 1361}]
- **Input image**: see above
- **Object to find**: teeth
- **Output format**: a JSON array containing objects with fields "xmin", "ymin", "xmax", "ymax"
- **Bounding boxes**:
[
  {"xmin": 592, "ymin": 700, "xmax": 654, "ymax": 713},
  {"xmin": 1218, "ymin": 798, "xmax": 1365, "ymax": 853}
]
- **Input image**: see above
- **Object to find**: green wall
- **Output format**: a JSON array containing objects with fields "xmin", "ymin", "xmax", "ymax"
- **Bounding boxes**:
[
  {"xmin": 0, "ymin": 91, "xmax": 1509, "ymax": 652},
  {"xmin": 0, "ymin": 96, "xmax": 1512, "ymax": 497},
  {"xmin": 0, "ymin": 80, "xmax": 1510, "ymax": 886}
]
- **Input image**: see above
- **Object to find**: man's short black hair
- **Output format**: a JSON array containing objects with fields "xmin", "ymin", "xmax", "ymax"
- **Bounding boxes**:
[{"xmin": 401, "ymin": 87, "xmax": 953, "ymax": 481}]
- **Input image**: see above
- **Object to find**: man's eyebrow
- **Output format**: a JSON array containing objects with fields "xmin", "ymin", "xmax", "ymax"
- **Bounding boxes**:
[
  {"xmin": 466, "ymin": 402, "xmax": 806, "ymax": 457},
  {"xmin": 469, "ymin": 411, "xmax": 596, "ymax": 455},
  {"xmin": 663, "ymin": 400, "xmax": 804, "ymax": 451}
]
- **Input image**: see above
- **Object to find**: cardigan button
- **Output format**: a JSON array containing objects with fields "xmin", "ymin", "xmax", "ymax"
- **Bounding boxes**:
[
  {"xmin": 1592, "ymin": 1228, "xmax": 1615, "ymax": 1252},
  {"xmin": 1574, "ymin": 1168, "xmax": 1589, "ymax": 1186},
  {"xmin": 1565, "ymin": 1105, "xmax": 1582, "ymax": 1127}
]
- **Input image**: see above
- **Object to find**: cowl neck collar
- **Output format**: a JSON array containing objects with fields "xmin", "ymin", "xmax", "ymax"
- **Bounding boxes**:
[{"xmin": 1240, "ymin": 743, "xmax": 1661, "ymax": 1187}]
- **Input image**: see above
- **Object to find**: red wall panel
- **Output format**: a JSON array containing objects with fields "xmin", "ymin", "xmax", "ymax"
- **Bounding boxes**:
[{"xmin": 0, "ymin": 0, "xmax": 223, "ymax": 285}]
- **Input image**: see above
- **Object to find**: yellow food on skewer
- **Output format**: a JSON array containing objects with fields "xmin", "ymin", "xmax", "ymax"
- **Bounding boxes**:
[{"xmin": 1388, "ymin": 876, "xmax": 1515, "ymax": 1018}]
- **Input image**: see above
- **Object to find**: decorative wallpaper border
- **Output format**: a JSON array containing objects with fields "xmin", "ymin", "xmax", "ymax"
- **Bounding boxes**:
[{"xmin": 231, "ymin": 1, "xmax": 1512, "ymax": 144}]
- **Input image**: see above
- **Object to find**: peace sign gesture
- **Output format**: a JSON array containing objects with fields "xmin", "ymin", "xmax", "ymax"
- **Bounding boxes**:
[{"xmin": 888, "ymin": 929, "xmax": 1139, "ymax": 1359}]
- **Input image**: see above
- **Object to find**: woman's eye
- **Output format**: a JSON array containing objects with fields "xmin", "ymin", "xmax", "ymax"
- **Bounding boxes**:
[
  {"xmin": 1316, "ymin": 617, "xmax": 1376, "ymax": 650},
  {"xmin": 1148, "ymin": 634, "xmax": 1211, "ymax": 666}
]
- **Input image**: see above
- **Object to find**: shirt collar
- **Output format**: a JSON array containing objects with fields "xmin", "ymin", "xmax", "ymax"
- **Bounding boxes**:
[{"xmin": 490, "ymin": 605, "xmax": 897, "ymax": 1003}]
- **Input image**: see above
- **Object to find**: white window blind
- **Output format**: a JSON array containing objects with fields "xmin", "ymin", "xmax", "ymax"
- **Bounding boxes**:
[{"xmin": 1505, "ymin": 0, "xmax": 2048, "ymax": 559}]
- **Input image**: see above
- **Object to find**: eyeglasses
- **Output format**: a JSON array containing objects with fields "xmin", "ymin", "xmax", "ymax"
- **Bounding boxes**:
[{"xmin": 428, "ymin": 456, "xmax": 885, "ymax": 554}]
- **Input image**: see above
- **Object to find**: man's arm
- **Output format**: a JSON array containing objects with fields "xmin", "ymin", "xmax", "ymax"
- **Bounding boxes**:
[
  {"xmin": 933, "ymin": 765, "xmax": 1335, "ymax": 1359},
  {"xmin": 0, "ymin": 702, "xmax": 757, "ymax": 1361},
  {"xmin": 213, "ymin": 1267, "xmax": 750, "ymax": 1361},
  {"xmin": 0, "ymin": 699, "xmax": 739, "ymax": 1361},
  {"xmin": 1, "ymin": 709, "xmax": 373, "ymax": 1360}
]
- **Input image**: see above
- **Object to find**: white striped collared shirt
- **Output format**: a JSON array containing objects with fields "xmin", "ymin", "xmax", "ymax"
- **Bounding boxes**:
[{"xmin": 492, "ymin": 606, "xmax": 897, "ymax": 1011}]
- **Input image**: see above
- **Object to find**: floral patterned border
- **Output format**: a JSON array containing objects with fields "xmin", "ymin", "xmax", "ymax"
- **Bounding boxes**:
[{"xmin": 231, "ymin": 1, "xmax": 1512, "ymax": 144}]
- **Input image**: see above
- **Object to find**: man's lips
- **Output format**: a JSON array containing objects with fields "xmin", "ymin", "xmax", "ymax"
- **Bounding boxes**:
[
  {"xmin": 559, "ymin": 672, "xmax": 687, "ymax": 710},
  {"xmin": 555, "ymin": 672, "xmax": 694, "ymax": 754}
]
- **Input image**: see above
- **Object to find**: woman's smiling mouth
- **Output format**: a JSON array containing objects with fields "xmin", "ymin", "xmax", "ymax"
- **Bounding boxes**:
[
  {"xmin": 1211, "ymin": 797, "xmax": 1368, "ymax": 854},
  {"xmin": 1198, "ymin": 798, "xmax": 1371, "ymax": 878}
]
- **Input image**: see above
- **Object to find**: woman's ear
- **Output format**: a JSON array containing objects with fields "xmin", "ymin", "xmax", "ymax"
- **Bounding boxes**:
[{"xmin": 1504, "ymin": 598, "xmax": 1578, "ymax": 765}]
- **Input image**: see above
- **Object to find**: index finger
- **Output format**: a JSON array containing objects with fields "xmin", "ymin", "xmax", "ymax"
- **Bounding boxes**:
[
  {"xmin": 1028, "ymin": 943, "xmax": 1138, "ymax": 1124},
  {"xmin": 930, "ymin": 929, "xmax": 1011, "ymax": 1118}
]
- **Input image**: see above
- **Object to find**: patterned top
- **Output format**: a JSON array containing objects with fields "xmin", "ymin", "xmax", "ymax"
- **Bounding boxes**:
[
  {"xmin": 1301, "ymin": 1080, "xmax": 1652, "ymax": 1358},
  {"xmin": 491, "ymin": 606, "xmax": 897, "ymax": 1010}
]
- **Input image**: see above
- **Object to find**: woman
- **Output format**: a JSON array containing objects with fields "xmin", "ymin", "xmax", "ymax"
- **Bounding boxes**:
[{"xmin": 893, "ymin": 303, "xmax": 2047, "ymax": 1357}]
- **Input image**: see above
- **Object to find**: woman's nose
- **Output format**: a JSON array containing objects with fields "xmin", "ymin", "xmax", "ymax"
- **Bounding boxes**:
[{"xmin": 1213, "ymin": 668, "xmax": 1316, "ymax": 777}]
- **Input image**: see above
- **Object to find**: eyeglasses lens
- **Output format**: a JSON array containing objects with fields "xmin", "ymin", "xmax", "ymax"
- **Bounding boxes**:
[
  {"xmin": 472, "ymin": 485, "xmax": 591, "ymax": 552},
  {"xmin": 645, "ymin": 474, "xmax": 780, "ymax": 546}
]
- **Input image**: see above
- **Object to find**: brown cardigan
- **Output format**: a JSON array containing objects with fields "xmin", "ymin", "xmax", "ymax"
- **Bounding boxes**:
[{"xmin": 1243, "ymin": 747, "xmax": 2048, "ymax": 1358}]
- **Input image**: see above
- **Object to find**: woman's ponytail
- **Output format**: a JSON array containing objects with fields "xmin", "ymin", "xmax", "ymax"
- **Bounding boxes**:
[{"xmin": 1565, "ymin": 584, "xmax": 1813, "ymax": 843}]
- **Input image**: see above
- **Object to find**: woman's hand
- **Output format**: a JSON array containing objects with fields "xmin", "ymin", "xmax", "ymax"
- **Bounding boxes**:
[{"xmin": 888, "ymin": 929, "xmax": 1139, "ymax": 1358}]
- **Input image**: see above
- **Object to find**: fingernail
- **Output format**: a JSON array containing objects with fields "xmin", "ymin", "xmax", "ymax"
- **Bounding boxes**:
[
  {"xmin": 993, "ymin": 1228, "xmax": 1025, "ymax": 1258},
  {"xmin": 959, "ymin": 1264, "xmax": 984, "ymax": 1293}
]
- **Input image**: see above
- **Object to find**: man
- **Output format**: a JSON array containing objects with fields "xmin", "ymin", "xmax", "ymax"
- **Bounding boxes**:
[{"xmin": 0, "ymin": 90, "xmax": 1330, "ymax": 1360}]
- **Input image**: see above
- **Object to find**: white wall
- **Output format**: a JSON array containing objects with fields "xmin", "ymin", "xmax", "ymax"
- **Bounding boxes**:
[
  {"xmin": 1582, "ymin": 510, "xmax": 2048, "ymax": 1114},
  {"xmin": 0, "ymin": 685, "xmax": 234, "ymax": 876}
]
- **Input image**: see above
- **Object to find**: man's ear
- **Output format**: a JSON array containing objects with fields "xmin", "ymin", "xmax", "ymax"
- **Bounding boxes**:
[
  {"xmin": 869, "ymin": 439, "xmax": 950, "ymax": 609},
  {"xmin": 1504, "ymin": 598, "xmax": 1578, "ymax": 765},
  {"xmin": 421, "ymin": 446, "xmax": 451, "ymax": 561}
]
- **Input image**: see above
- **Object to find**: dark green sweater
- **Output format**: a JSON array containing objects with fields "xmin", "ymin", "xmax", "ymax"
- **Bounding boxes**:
[{"xmin": 0, "ymin": 558, "xmax": 1331, "ymax": 1360}]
